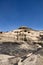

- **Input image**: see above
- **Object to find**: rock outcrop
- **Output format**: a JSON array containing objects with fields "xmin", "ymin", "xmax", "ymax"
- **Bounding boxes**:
[{"xmin": 0, "ymin": 26, "xmax": 43, "ymax": 65}]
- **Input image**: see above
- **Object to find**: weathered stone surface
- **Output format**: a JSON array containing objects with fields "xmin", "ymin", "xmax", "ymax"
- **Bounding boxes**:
[{"xmin": 0, "ymin": 26, "xmax": 43, "ymax": 65}]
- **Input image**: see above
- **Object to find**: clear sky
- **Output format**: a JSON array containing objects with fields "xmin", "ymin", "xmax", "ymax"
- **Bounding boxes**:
[{"xmin": 0, "ymin": 0, "xmax": 43, "ymax": 31}]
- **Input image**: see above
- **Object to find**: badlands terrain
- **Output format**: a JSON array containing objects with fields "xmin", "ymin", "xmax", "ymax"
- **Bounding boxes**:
[{"xmin": 0, "ymin": 26, "xmax": 43, "ymax": 65}]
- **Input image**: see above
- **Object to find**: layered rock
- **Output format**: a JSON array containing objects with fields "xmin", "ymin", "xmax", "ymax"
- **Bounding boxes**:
[{"xmin": 0, "ymin": 26, "xmax": 43, "ymax": 65}]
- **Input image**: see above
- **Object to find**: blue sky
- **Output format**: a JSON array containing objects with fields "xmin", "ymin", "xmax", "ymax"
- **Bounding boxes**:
[{"xmin": 0, "ymin": 0, "xmax": 43, "ymax": 31}]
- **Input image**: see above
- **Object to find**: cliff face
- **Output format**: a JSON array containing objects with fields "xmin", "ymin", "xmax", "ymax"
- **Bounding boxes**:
[{"xmin": 0, "ymin": 26, "xmax": 43, "ymax": 65}]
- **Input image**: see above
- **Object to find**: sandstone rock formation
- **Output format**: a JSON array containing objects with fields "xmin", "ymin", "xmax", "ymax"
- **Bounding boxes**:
[{"xmin": 0, "ymin": 26, "xmax": 43, "ymax": 65}]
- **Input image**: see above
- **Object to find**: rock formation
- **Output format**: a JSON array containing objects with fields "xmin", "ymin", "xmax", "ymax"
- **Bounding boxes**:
[{"xmin": 0, "ymin": 26, "xmax": 43, "ymax": 65}]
